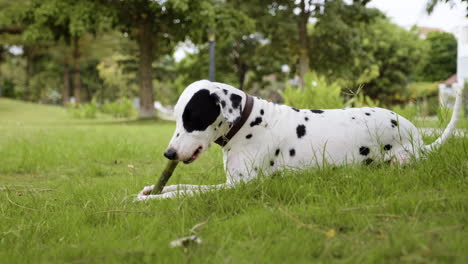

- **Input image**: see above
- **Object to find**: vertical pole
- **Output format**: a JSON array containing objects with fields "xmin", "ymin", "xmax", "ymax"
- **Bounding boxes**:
[{"xmin": 208, "ymin": 32, "xmax": 216, "ymax": 82}]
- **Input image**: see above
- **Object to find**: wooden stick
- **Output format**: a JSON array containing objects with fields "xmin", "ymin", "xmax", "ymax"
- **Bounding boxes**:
[{"xmin": 150, "ymin": 160, "xmax": 179, "ymax": 195}]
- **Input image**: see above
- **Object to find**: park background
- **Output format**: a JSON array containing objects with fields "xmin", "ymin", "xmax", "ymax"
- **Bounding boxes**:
[{"xmin": 1, "ymin": 0, "xmax": 467, "ymax": 263}]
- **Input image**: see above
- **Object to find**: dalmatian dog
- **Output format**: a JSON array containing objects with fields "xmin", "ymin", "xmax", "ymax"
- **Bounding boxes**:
[{"xmin": 137, "ymin": 80, "xmax": 463, "ymax": 200}]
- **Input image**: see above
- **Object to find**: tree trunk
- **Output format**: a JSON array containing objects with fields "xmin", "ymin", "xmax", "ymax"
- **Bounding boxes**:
[
  {"xmin": 63, "ymin": 61, "xmax": 70, "ymax": 106},
  {"xmin": 24, "ymin": 46, "xmax": 34, "ymax": 101},
  {"xmin": 297, "ymin": 0, "xmax": 310, "ymax": 88},
  {"xmin": 238, "ymin": 69, "xmax": 247, "ymax": 91},
  {"xmin": 137, "ymin": 17, "xmax": 155, "ymax": 118},
  {"xmin": 232, "ymin": 41, "xmax": 247, "ymax": 90},
  {"xmin": 72, "ymin": 37, "xmax": 81, "ymax": 105}
]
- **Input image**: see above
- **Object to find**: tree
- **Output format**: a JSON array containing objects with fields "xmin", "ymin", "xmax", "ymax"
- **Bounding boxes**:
[
  {"xmin": 426, "ymin": 0, "xmax": 468, "ymax": 16},
  {"xmin": 175, "ymin": 2, "xmax": 292, "ymax": 91},
  {"xmin": 102, "ymin": 0, "xmax": 198, "ymax": 117},
  {"xmin": 362, "ymin": 19, "xmax": 428, "ymax": 104},
  {"xmin": 0, "ymin": 0, "xmax": 109, "ymax": 104},
  {"xmin": 415, "ymin": 31, "xmax": 457, "ymax": 82},
  {"xmin": 310, "ymin": 0, "xmax": 383, "ymax": 82},
  {"xmin": 307, "ymin": 1, "xmax": 428, "ymax": 105}
]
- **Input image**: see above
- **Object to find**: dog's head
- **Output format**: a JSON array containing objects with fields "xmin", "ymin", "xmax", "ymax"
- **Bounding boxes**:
[{"xmin": 164, "ymin": 80, "xmax": 244, "ymax": 164}]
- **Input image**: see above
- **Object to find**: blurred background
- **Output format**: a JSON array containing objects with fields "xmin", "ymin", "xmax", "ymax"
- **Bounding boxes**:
[{"xmin": 0, "ymin": 0, "xmax": 466, "ymax": 119}]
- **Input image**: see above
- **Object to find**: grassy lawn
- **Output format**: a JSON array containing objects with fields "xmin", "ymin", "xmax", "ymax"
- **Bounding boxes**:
[{"xmin": 1, "ymin": 98, "xmax": 467, "ymax": 264}]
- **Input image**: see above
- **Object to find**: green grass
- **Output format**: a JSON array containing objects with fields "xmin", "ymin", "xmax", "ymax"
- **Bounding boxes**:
[{"xmin": 1, "ymin": 98, "xmax": 467, "ymax": 264}]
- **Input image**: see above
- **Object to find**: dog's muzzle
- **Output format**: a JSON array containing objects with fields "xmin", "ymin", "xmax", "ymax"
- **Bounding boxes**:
[{"xmin": 164, "ymin": 148, "xmax": 178, "ymax": 160}]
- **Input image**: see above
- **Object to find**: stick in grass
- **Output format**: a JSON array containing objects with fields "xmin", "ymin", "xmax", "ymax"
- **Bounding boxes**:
[{"xmin": 149, "ymin": 160, "xmax": 179, "ymax": 195}]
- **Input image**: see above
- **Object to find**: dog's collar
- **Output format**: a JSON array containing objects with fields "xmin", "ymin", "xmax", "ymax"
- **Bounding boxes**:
[{"xmin": 214, "ymin": 93, "xmax": 254, "ymax": 147}]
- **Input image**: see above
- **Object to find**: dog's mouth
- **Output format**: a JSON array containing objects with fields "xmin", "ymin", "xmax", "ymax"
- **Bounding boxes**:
[{"xmin": 183, "ymin": 146, "xmax": 203, "ymax": 164}]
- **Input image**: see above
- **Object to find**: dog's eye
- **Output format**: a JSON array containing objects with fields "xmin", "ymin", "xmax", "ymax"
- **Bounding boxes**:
[{"xmin": 182, "ymin": 90, "xmax": 220, "ymax": 133}]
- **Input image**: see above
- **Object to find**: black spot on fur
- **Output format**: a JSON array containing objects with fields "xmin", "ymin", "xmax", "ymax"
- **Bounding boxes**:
[
  {"xmin": 390, "ymin": 111, "xmax": 395, "ymax": 115},
  {"xmin": 246, "ymin": 134, "xmax": 252, "ymax": 139},
  {"xmin": 211, "ymin": 93, "xmax": 220, "ymax": 101},
  {"xmin": 250, "ymin": 117, "xmax": 262, "ymax": 127},
  {"xmin": 176, "ymin": 133, "xmax": 180, "ymax": 137},
  {"xmin": 289, "ymin": 149, "xmax": 295, "ymax": 157},
  {"xmin": 292, "ymin": 107, "xmax": 300, "ymax": 112},
  {"xmin": 270, "ymin": 160, "xmax": 274, "ymax": 166},
  {"xmin": 364, "ymin": 158, "xmax": 373, "ymax": 165},
  {"xmin": 352, "ymin": 117, "xmax": 356, "ymax": 120},
  {"xmin": 222, "ymin": 89, "xmax": 228, "ymax": 95},
  {"xmin": 365, "ymin": 112, "xmax": 371, "ymax": 116},
  {"xmin": 260, "ymin": 109, "xmax": 264, "ymax": 115},
  {"xmin": 383, "ymin": 144, "xmax": 393, "ymax": 151},
  {"xmin": 218, "ymin": 121, "xmax": 223, "ymax": 127},
  {"xmin": 254, "ymin": 167, "xmax": 258, "ymax": 171},
  {"xmin": 275, "ymin": 149, "xmax": 280, "ymax": 156},
  {"xmin": 305, "ymin": 117, "xmax": 309, "ymax": 121},
  {"xmin": 391, "ymin": 119, "xmax": 398, "ymax": 128},
  {"xmin": 229, "ymin": 108, "xmax": 233, "ymax": 113},
  {"xmin": 371, "ymin": 109, "xmax": 376, "ymax": 112},
  {"xmin": 359, "ymin": 146, "xmax": 370, "ymax": 156},
  {"xmin": 230, "ymin": 94, "xmax": 242, "ymax": 109},
  {"xmin": 221, "ymin": 100, "xmax": 226, "ymax": 108},
  {"xmin": 296, "ymin": 125, "xmax": 306, "ymax": 138},
  {"xmin": 182, "ymin": 89, "xmax": 220, "ymax": 132},
  {"xmin": 239, "ymin": 173, "xmax": 243, "ymax": 177},
  {"xmin": 310, "ymin": 109, "xmax": 324, "ymax": 114}
]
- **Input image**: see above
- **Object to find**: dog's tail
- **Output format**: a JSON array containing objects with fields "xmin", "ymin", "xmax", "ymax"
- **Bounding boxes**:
[{"xmin": 424, "ymin": 84, "xmax": 464, "ymax": 153}]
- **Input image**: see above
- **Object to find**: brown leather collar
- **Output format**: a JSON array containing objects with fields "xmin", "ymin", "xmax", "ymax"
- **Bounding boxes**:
[{"xmin": 214, "ymin": 93, "xmax": 254, "ymax": 147}]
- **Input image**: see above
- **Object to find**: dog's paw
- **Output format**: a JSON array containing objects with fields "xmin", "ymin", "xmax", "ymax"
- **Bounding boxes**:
[{"xmin": 138, "ymin": 185, "xmax": 155, "ymax": 196}]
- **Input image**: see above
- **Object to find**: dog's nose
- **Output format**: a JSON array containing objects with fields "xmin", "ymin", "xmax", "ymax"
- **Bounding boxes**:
[{"xmin": 164, "ymin": 148, "xmax": 178, "ymax": 160}]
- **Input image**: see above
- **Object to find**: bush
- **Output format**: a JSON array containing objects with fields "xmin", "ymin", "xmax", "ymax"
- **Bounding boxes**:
[
  {"xmin": 391, "ymin": 104, "xmax": 418, "ymax": 122},
  {"xmin": 281, "ymin": 72, "xmax": 344, "ymax": 109},
  {"xmin": 68, "ymin": 99, "xmax": 99, "ymax": 119},
  {"xmin": 101, "ymin": 98, "xmax": 136, "ymax": 118},
  {"xmin": 343, "ymin": 86, "xmax": 380, "ymax": 108}
]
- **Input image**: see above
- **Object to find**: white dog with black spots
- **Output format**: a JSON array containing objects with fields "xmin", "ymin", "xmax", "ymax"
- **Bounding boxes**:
[{"xmin": 138, "ymin": 80, "xmax": 463, "ymax": 200}]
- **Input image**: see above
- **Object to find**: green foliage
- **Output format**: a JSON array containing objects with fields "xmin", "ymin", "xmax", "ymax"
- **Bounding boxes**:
[
  {"xmin": 101, "ymin": 97, "xmax": 136, "ymax": 118},
  {"xmin": 406, "ymin": 82, "xmax": 439, "ymax": 99},
  {"xmin": 426, "ymin": 0, "xmax": 468, "ymax": 15},
  {"xmin": 0, "ymin": 53, "xmax": 26, "ymax": 99},
  {"xmin": 310, "ymin": 1, "xmax": 428, "ymax": 105},
  {"xmin": 0, "ymin": 0, "xmax": 457, "ymax": 110},
  {"xmin": 391, "ymin": 104, "xmax": 419, "ymax": 122},
  {"xmin": 68, "ymin": 99, "xmax": 99, "ymax": 119},
  {"xmin": 414, "ymin": 31, "xmax": 457, "ymax": 82},
  {"xmin": 361, "ymin": 19, "xmax": 428, "ymax": 104},
  {"xmin": 344, "ymin": 87, "xmax": 380, "ymax": 108},
  {"xmin": 153, "ymin": 76, "xmax": 186, "ymax": 105},
  {"xmin": 96, "ymin": 54, "xmax": 138, "ymax": 100},
  {"xmin": 68, "ymin": 97, "xmax": 135, "ymax": 119},
  {"xmin": 29, "ymin": 70, "xmax": 62, "ymax": 103},
  {"xmin": 281, "ymin": 72, "xmax": 343, "ymax": 109},
  {"xmin": 310, "ymin": 0, "xmax": 383, "ymax": 82}
]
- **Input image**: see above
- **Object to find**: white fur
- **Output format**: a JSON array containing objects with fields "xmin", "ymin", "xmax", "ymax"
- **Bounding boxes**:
[{"xmin": 137, "ymin": 80, "xmax": 464, "ymax": 200}]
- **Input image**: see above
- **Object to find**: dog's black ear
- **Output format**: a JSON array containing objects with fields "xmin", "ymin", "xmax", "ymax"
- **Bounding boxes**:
[{"xmin": 210, "ymin": 88, "xmax": 243, "ymax": 126}]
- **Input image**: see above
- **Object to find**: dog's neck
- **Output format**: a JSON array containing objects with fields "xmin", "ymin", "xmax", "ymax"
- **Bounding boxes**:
[
  {"xmin": 214, "ymin": 94, "xmax": 253, "ymax": 147},
  {"xmin": 211, "ymin": 83, "xmax": 254, "ymax": 147}
]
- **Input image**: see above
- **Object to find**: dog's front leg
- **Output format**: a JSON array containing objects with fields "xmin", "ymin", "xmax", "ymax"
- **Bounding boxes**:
[{"xmin": 136, "ymin": 183, "xmax": 231, "ymax": 200}]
